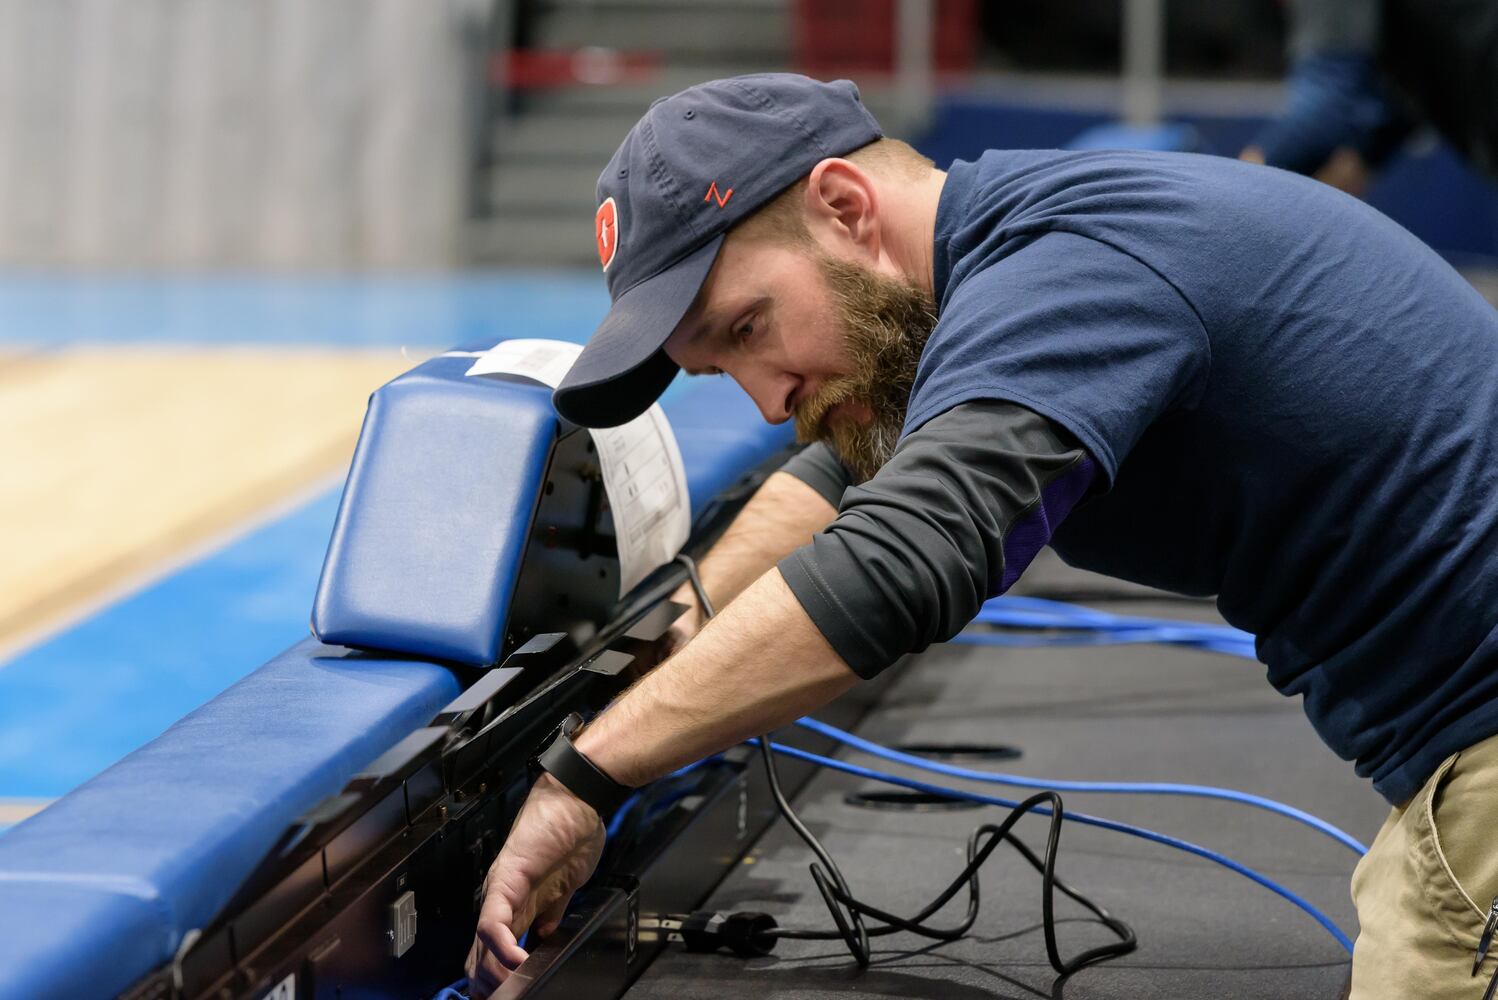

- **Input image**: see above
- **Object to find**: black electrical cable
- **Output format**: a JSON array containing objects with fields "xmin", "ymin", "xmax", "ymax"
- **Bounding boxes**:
[
  {"xmin": 671, "ymin": 555, "xmax": 1136, "ymax": 974},
  {"xmin": 680, "ymin": 556, "xmax": 1065, "ymax": 964},
  {"xmin": 674, "ymin": 553, "xmax": 868, "ymax": 960}
]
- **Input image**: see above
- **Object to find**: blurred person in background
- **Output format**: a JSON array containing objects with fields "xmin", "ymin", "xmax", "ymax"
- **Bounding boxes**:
[{"xmin": 1242, "ymin": 0, "xmax": 1498, "ymax": 195}]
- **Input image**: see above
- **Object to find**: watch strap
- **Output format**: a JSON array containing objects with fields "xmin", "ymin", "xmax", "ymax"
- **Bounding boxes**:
[{"xmin": 534, "ymin": 713, "xmax": 634, "ymax": 818}]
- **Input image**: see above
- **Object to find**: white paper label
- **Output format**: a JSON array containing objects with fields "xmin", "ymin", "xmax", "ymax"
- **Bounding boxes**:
[{"xmin": 460, "ymin": 339, "xmax": 690, "ymax": 596}]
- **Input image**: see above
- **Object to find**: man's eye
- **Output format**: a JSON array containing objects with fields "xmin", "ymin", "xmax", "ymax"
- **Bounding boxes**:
[{"xmin": 734, "ymin": 320, "xmax": 755, "ymax": 341}]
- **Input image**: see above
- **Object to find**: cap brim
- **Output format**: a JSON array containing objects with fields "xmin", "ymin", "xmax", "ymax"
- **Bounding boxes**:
[{"xmin": 553, "ymin": 234, "xmax": 724, "ymax": 428}]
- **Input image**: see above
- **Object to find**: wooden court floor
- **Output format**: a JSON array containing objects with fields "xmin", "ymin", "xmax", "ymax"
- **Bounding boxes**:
[{"xmin": 1, "ymin": 345, "xmax": 412, "ymax": 660}]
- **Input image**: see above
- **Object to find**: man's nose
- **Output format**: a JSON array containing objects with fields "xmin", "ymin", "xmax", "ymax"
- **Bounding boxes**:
[{"xmin": 735, "ymin": 368, "xmax": 798, "ymax": 425}]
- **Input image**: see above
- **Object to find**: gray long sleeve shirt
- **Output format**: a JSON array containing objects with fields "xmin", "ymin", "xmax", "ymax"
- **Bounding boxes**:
[{"xmin": 776, "ymin": 400, "xmax": 1096, "ymax": 678}]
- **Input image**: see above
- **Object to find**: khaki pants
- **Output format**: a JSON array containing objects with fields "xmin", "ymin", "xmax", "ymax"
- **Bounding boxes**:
[{"xmin": 1350, "ymin": 731, "xmax": 1498, "ymax": 999}]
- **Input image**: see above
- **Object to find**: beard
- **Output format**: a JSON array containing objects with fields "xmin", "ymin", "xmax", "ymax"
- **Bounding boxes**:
[{"xmin": 792, "ymin": 250, "xmax": 939, "ymax": 481}]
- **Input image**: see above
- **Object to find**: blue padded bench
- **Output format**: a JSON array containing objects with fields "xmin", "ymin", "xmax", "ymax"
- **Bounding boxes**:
[
  {"xmin": 0, "ymin": 345, "xmax": 792, "ymax": 1000},
  {"xmin": 0, "ymin": 641, "xmax": 460, "ymax": 1000}
]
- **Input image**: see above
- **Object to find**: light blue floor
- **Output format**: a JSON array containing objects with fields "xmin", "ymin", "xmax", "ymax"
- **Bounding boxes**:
[{"xmin": 0, "ymin": 271, "xmax": 608, "ymax": 346}]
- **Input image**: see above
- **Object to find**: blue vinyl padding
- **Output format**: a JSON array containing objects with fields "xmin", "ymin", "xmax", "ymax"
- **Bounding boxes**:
[
  {"xmin": 313, "ymin": 349, "xmax": 559, "ymax": 666},
  {"xmin": 314, "ymin": 344, "xmax": 794, "ymax": 665},
  {"xmin": 0, "ymin": 883, "xmax": 171, "ymax": 1000},
  {"xmin": 0, "ymin": 639, "xmax": 461, "ymax": 1000}
]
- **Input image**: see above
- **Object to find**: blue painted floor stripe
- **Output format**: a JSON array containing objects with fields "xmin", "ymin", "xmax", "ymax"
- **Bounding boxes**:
[{"xmin": 0, "ymin": 488, "xmax": 346, "ymax": 801}]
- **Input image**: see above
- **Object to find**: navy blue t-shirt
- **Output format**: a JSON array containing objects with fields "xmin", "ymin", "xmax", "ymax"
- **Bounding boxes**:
[{"xmin": 918, "ymin": 149, "xmax": 1498, "ymax": 805}]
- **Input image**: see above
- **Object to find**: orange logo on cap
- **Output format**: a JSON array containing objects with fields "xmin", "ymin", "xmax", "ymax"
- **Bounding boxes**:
[
  {"xmin": 704, "ymin": 181, "xmax": 733, "ymax": 208},
  {"xmin": 595, "ymin": 197, "xmax": 619, "ymax": 272}
]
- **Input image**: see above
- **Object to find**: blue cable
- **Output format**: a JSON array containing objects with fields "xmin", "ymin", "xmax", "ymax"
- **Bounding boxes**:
[
  {"xmin": 967, "ymin": 596, "xmax": 1258, "ymax": 659},
  {"xmin": 606, "ymin": 792, "xmax": 642, "ymax": 839},
  {"xmin": 980, "ymin": 594, "xmax": 1248, "ymax": 634},
  {"xmin": 952, "ymin": 629, "xmax": 1256, "ymax": 659},
  {"xmin": 753, "ymin": 738, "xmax": 1354, "ymax": 954},
  {"xmin": 606, "ymin": 755, "xmax": 721, "ymax": 838},
  {"xmin": 975, "ymin": 595, "xmax": 1256, "ymax": 645},
  {"xmin": 794, "ymin": 717, "xmax": 1369, "ymax": 856}
]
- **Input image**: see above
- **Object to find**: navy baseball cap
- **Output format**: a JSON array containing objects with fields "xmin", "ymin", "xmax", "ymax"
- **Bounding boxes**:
[{"xmin": 552, "ymin": 73, "xmax": 883, "ymax": 427}]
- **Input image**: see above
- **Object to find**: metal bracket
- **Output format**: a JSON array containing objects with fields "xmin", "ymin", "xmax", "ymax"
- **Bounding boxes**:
[{"xmin": 580, "ymin": 649, "xmax": 635, "ymax": 677}]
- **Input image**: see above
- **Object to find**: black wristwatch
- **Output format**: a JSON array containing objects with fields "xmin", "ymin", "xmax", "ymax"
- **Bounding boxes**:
[{"xmin": 531, "ymin": 712, "xmax": 634, "ymax": 818}]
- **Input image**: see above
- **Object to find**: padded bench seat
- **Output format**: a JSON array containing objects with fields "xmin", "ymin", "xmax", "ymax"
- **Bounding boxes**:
[{"xmin": 0, "ymin": 641, "xmax": 461, "ymax": 999}]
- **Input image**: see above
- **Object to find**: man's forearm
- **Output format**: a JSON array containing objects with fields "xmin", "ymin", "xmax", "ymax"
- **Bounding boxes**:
[
  {"xmin": 670, "ymin": 471, "xmax": 836, "ymax": 618},
  {"xmin": 577, "ymin": 567, "xmax": 857, "ymax": 787}
]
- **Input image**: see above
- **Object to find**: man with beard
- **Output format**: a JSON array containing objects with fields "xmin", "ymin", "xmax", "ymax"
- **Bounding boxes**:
[{"xmin": 465, "ymin": 74, "xmax": 1498, "ymax": 999}]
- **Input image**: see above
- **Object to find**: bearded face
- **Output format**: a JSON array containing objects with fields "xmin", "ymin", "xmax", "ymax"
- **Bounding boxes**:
[{"xmin": 791, "ymin": 250, "xmax": 939, "ymax": 481}]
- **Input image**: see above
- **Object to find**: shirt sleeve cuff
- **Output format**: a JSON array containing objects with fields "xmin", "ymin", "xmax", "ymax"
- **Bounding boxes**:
[{"xmin": 778, "ymin": 546, "xmax": 892, "ymax": 680}]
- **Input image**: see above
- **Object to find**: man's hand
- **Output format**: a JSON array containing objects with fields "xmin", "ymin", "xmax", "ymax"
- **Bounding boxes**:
[
  {"xmin": 465, "ymin": 774, "xmax": 606, "ymax": 998},
  {"xmin": 466, "ymin": 567, "xmax": 856, "ymax": 993}
]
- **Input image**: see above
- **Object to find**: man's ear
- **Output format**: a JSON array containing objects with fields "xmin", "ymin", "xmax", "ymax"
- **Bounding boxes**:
[{"xmin": 802, "ymin": 158, "xmax": 881, "ymax": 262}]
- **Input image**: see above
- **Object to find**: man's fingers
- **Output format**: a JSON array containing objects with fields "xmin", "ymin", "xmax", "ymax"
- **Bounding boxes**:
[
  {"xmin": 468, "ymin": 770, "xmax": 608, "ymax": 990},
  {"xmin": 465, "ymin": 925, "xmax": 530, "ymax": 1000},
  {"xmin": 1313, "ymin": 146, "xmax": 1370, "ymax": 196},
  {"xmin": 464, "ymin": 936, "xmax": 483, "ymax": 984},
  {"xmin": 476, "ymin": 917, "xmax": 531, "ymax": 970},
  {"xmin": 467, "ymin": 955, "xmax": 502, "ymax": 999},
  {"xmin": 535, "ymin": 893, "xmax": 570, "ymax": 939},
  {"xmin": 475, "ymin": 941, "xmax": 524, "ymax": 996},
  {"xmin": 529, "ymin": 863, "xmax": 587, "ymax": 940},
  {"xmin": 466, "ymin": 932, "xmax": 512, "ymax": 999},
  {"xmin": 474, "ymin": 882, "xmax": 531, "ymax": 960}
]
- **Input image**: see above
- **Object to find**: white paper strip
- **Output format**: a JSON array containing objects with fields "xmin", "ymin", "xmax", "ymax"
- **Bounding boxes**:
[{"xmin": 464, "ymin": 339, "xmax": 690, "ymax": 596}]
